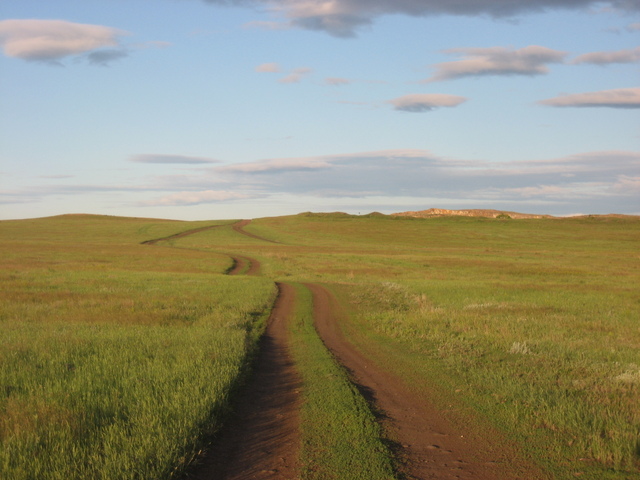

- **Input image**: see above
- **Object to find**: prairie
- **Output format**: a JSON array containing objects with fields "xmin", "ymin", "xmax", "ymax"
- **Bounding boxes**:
[
  {"xmin": 0, "ymin": 215, "xmax": 275, "ymax": 479},
  {"xmin": 1, "ymin": 212, "xmax": 639, "ymax": 479},
  {"xmin": 171, "ymin": 213, "xmax": 640, "ymax": 478}
]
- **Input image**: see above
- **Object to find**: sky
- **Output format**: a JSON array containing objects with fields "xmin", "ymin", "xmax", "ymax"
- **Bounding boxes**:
[{"xmin": 0, "ymin": 0, "xmax": 638, "ymax": 220}]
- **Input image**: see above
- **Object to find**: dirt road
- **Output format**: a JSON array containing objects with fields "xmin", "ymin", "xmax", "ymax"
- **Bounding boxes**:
[
  {"xmin": 306, "ymin": 283, "xmax": 546, "ymax": 480},
  {"xmin": 187, "ymin": 283, "xmax": 301, "ymax": 480},
  {"xmin": 232, "ymin": 220, "xmax": 280, "ymax": 244},
  {"xmin": 146, "ymin": 222, "xmax": 544, "ymax": 479},
  {"xmin": 140, "ymin": 224, "xmax": 224, "ymax": 245},
  {"xmin": 227, "ymin": 254, "xmax": 261, "ymax": 276}
]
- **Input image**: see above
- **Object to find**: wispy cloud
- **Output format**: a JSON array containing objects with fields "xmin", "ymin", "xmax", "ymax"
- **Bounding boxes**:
[
  {"xmin": 140, "ymin": 190, "xmax": 254, "ymax": 206},
  {"xmin": 425, "ymin": 46, "xmax": 567, "ymax": 82},
  {"xmin": 202, "ymin": 0, "xmax": 637, "ymax": 37},
  {"xmin": 0, "ymin": 19, "xmax": 128, "ymax": 64},
  {"xmin": 5, "ymin": 150, "xmax": 639, "ymax": 214},
  {"xmin": 86, "ymin": 48, "xmax": 129, "ymax": 66},
  {"xmin": 571, "ymin": 47, "xmax": 640, "ymax": 65},
  {"xmin": 255, "ymin": 62, "xmax": 281, "ymax": 72},
  {"xmin": 325, "ymin": 77, "xmax": 351, "ymax": 86},
  {"xmin": 130, "ymin": 154, "xmax": 221, "ymax": 164},
  {"xmin": 539, "ymin": 87, "xmax": 640, "ymax": 108},
  {"xmin": 0, "ymin": 19, "xmax": 169, "ymax": 66},
  {"xmin": 387, "ymin": 94, "xmax": 467, "ymax": 112},
  {"xmin": 215, "ymin": 156, "xmax": 332, "ymax": 173},
  {"xmin": 278, "ymin": 67, "xmax": 313, "ymax": 83},
  {"xmin": 627, "ymin": 22, "xmax": 640, "ymax": 32}
]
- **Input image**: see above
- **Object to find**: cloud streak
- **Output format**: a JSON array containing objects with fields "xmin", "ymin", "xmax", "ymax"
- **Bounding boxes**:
[
  {"xmin": 570, "ymin": 47, "xmax": 640, "ymax": 65},
  {"xmin": 425, "ymin": 46, "xmax": 567, "ymax": 82},
  {"xmin": 4, "ymin": 150, "xmax": 639, "ymax": 214},
  {"xmin": 202, "ymin": 0, "xmax": 636, "ymax": 37},
  {"xmin": 539, "ymin": 87, "xmax": 640, "ymax": 108},
  {"xmin": 388, "ymin": 94, "xmax": 467, "ymax": 112},
  {"xmin": 278, "ymin": 67, "xmax": 313, "ymax": 83},
  {"xmin": 130, "ymin": 154, "xmax": 221, "ymax": 164},
  {"xmin": 255, "ymin": 62, "xmax": 281, "ymax": 72},
  {"xmin": 0, "ymin": 19, "xmax": 127, "ymax": 63},
  {"xmin": 141, "ymin": 190, "xmax": 253, "ymax": 206}
]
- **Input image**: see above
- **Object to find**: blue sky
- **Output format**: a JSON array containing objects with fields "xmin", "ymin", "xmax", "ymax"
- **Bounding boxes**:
[{"xmin": 1, "ymin": 0, "xmax": 638, "ymax": 220}]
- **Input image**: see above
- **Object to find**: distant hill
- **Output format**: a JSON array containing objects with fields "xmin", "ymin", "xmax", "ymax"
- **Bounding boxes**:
[{"xmin": 391, "ymin": 208, "xmax": 554, "ymax": 219}]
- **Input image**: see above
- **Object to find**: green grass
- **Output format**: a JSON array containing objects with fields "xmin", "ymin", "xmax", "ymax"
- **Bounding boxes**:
[
  {"xmin": 288, "ymin": 283, "xmax": 395, "ymax": 480},
  {"xmin": 2, "ymin": 212, "xmax": 639, "ymax": 479},
  {"xmin": 251, "ymin": 214, "xmax": 640, "ymax": 478},
  {"xmin": 176, "ymin": 213, "xmax": 640, "ymax": 477},
  {"xmin": 0, "ymin": 215, "xmax": 276, "ymax": 479}
]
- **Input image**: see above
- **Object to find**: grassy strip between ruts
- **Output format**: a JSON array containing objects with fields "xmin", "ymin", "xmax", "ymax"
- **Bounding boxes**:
[{"xmin": 288, "ymin": 282, "xmax": 395, "ymax": 480}]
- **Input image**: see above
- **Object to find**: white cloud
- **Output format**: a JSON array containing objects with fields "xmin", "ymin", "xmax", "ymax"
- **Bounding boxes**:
[
  {"xmin": 203, "ymin": 0, "xmax": 637, "ymax": 37},
  {"xmin": 425, "ymin": 46, "xmax": 567, "ymax": 82},
  {"xmin": 627, "ymin": 22, "xmax": 640, "ymax": 32},
  {"xmin": 0, "ymin": 19, "xmax": 127, "ymax": 63},
  {"xmin": 539, "ymin": 87, "xmax": 640, "ymax": 108},
  {"xmin": 216, "ymin": 156, "xmax": 332, "ymax": 173},
  {"xmin": 255, "ymin": 62, "xmax": 281, "ymax": 72},
  {"xmin": 571, "ymin": 47, "xmax": 640, "ymax": 65},
  {"xmin": 387, "ymin": 93, "xmax": 467, "ymax": 112},
  {"xmin": 141, "ymin": 190, "xmax": 253, "ymax": 206},
  {"xmin": 130, "ymin": 154, "xmax": 221, "ymax": 164}
]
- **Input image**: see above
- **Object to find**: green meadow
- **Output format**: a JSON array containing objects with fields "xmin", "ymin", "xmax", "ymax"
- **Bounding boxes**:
[{"xmin": 1, "ymin": 213, "xmax": 639, "ymax": 479}]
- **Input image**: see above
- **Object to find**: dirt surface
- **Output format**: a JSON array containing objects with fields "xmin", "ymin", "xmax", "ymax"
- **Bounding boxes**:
[
  {"xmin": 227, "ymin": 254, "xmax": 261, "ymax": 276},
  {"xmin": 187, "ymin": 282, "xmax": 301, "ymax": 480},
  {"xmin": 140, "ymin": 224, "xmax": 225, "ymax": 245},
  {"xmin": 305, "ymin": 283, "xmax": 547, "ymax": 480},
  {"xmin": 232, "ymin": 220, "xmax": 280, "ymax": 243}
]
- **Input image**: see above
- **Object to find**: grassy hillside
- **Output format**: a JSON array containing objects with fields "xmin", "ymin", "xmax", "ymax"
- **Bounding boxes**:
[
  {"xmin": 171, "ymin": 213, "xmax": 640, "ymax": 478},
  {"xmin": 0, "ymin": 215, "xmax": 275, "ymax": 479},
  {"xmin": 2, "ymin": 213, "xmax": 639, "ymax": 479}
]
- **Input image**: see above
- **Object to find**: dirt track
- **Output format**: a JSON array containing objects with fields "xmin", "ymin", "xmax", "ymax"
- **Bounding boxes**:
[
  {"xmin": 306, "ymin": 283, "xmax": 546, "ymax": 480},
  {"xmin": 227, "ymin": 254, "xmax": 261, "ymax": 276},
  {"xmin": 187, "ymin": 283, "xmax": 301, "ymax": 480},
  {"xmin": 146, "ymin": 221, "xmax": 545, "ymax": 479},
  {"xmin": 140, "ymin": 224, "xmax": 224, "ymax": 245},
  {"xmin": 232, "ymin": 220, "xmax": 280, "ymax": 244}
]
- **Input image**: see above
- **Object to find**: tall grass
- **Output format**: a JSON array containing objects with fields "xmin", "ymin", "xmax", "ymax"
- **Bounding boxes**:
[
  {"xmin": 0, "ymin": 215, "xmax": 276, "ymax": 479},
  {"xmin": 235, "ymin": 213, "xmax": 640, "ymax": 478}
]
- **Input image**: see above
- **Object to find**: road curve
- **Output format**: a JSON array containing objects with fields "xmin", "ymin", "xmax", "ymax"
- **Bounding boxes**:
[
  {"xmin": 227, "ymin": 254, "xmax": 261, "ymax": 276},
  {"xmin": 232, "ymin": 220, "xmax": 280, "ymax": 244}
]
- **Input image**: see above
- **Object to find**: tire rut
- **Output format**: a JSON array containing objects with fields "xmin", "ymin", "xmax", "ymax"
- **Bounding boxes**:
[
  {"xmin": 232, "ymin": 220, "xmax": 280, "ymax": 244},
  {"xmin": 187, "ymin": 283, "xmax": 301, "ymax": 480},
  {"xmin": 305, "ymin": 282, "xmax": 547, "ymax": 480},
  {"xmin": 227, "ymin": 254, "xmax": 261, "ymax": 276},
  {"xmin": 140, "ymin": 224, "xmax": 225, "ymax": 245}
]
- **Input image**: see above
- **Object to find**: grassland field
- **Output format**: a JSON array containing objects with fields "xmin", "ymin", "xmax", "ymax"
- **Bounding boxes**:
[{"xmin": 1, "ymin": 212, "xmax": 638, "ymax": 479}]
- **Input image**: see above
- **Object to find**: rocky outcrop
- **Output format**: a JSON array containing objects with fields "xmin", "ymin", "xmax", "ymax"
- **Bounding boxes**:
[{"xmin": 392, "ymin": 208, "xmax": 554, "ymax": 219}]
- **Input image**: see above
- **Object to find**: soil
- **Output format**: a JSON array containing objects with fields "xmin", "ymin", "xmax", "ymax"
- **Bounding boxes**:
[
  {"xmin": 140, "ymin": 224, "xmax": 224, "ymax": 245},
  {"xmin": 227, "ymin": 255, "xmax": 261, "ymax": 276},
  {"xmin": 232, "ymin": 220, "xmax": 280, "ymax": 243},
  {"xmin": 305, "ymin": 283, "xmax": 548, "ymax": 480},
  {"xmin": 186, "ymin": 282, "xmax": 301, "ymax": 480}
]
